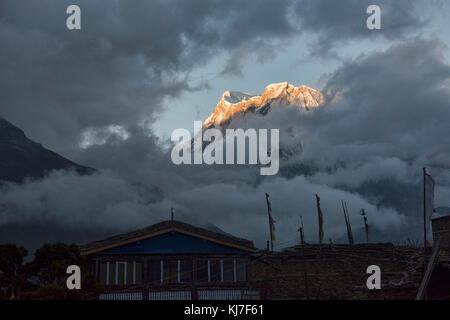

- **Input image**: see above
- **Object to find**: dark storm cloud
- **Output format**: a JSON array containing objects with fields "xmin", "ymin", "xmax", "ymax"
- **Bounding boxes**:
[
  {"xmin": 267, "ymin": 38, "xmax": 450, "ymax": 221},
  {"xmin": 316, "ymin": 38, "xmax": 450, "ymax": 168},
  {"xmin": 0, "ymin": 0, "xmax": 434, "ymax": 156},
  {"xmin": 0, "ymin": 0, "xmax": 298, "ymax": 155},
  {"xmin": 292, "ymin": 0, "xmax": 435, "ymax": 57}
]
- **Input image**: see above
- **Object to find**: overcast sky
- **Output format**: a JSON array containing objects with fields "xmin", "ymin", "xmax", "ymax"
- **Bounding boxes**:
[{"xmin": 1, "ymin": 1, "xmax": 450, "ymax": 249}]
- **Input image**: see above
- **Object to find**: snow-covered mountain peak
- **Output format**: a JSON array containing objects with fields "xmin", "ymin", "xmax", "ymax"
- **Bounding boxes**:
[
  {"xmin": 262, "ymin": 81, "xmax": 292, "ymax": 98},
  {"xmin": 204, "ymin": 82, "xmax": 324, "ymax": 128},
  {"xmin": 221, "ymin": 90, "xmax": 258, "ymax": 105}
]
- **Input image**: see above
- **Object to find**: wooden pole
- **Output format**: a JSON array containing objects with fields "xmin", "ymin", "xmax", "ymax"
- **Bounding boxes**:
[
  {"xmin": 345, "ymin": 202, "xmax": 354, "ymax": 245},
  {"xmin": 316, "ymin": 194, "xmax": 323, "ymax": 245},
  {"xmin": 416, "ymin": 236, "xmax": 441, "ymax": 300},
  {"xmin": 422, "ymin": 167, "xmax": 427, "ymax": 297},
  {"xmin": 264, "ymin": 268, "xmax": 269, "ymax": 300},
  {"xmin": 300, "ymin": 216, "xmax": 306, "ymax": 245},
  {"xmin": 341, "ymin": 200, "xmax": 354, "ymax": 246},
  {"xmin": 299, "ymin": 216, "xmax": 309, "ymax": 300},
  {"xmin": 266, "ymin": 194, "xmax": 274, "ymax": 252},
  {"xmin": 423, "ymin": 168, "xmax": 427, "ymax": 250}
]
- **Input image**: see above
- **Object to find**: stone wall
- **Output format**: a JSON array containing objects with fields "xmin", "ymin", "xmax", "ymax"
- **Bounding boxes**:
[{"xmin": 248, "ymin": 243, "xmax": 425, "ymax": 300}]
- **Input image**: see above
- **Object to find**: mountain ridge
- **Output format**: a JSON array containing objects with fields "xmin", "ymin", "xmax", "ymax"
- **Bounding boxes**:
[
  {"xmin": 204, "ymin": 82, "xmax": 324, "ymax": 129},
  {"xmin": 0, "ymin": 116, "xmax": 94, "ymax": 183}
]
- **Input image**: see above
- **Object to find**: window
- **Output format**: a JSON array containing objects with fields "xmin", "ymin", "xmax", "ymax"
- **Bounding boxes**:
[
  {"xmin": 99, "ymin": 262, "xmax": 107, "ymax": 285},
  {"xmin": 127, "ymin": 262, "xmax": 133, "ymax": 284},
  {"xmin": 236, "ymin": 261, "xmax": 246, "ymax": 281},
  {"xmin": 116, "ymin": 261, "xmax": 126, "ymax": 285},
  {"xmin": 180, "ymin": 260, "xmax": 193, "ymax": 283},
  {"xmin": 134, "ymin": 261, "xmax": 143, "ymax": 284},
  {"xmin": 196, "ymin": 259, "xmax": 208, "ymax": 282},
  {"xmin": 99, "ymin": 261, "xmax": 143, "ymax": 286},
  {"xmin": 148, "ymin": 260, "xmax": 161, "ymax": 283},
  {"xmin": 210, "ymin": 260, "xmax": 221, "ymax": 282},
  {"xmin": 223, "ymin": 260, "xmax": 234, "ymax": 282},
  {"xmin": 108, "ymin": 262, "xmax": 115, "ymax": 285},
  {"xmin": 163, "ymin": 260, "xmax": 178, "ymax": 284}
]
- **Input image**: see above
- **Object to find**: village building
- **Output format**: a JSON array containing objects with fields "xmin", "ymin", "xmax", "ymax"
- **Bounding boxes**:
[
  {"xmin": 431, "ymin": 209, "xmax": 450, "ymax": 248},
  {"xmin": 80, "ymin": 220, "xmax": 258, "ymax": 300},
  {"xmin": 80, "ymin": 215, "xmax": 450, "ymax": 300}
]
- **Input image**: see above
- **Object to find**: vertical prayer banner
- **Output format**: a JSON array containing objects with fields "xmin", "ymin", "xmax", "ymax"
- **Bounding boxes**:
[
  {"xmin": 315, "ymin": 194, "xmax": 324, "ymax": 244},
  {"xmin": 265, "ymin": 193, "xmax": 276, "ymax": 251}
]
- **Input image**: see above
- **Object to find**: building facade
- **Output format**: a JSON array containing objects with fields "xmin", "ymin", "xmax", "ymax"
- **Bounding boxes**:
[
  {"xmin": 80, "ymin": 220, "xmax": 257, "ymax": 300},
  {"xmin": 432, "ymin": 212, "xmax": 450, "ymax": 248}
]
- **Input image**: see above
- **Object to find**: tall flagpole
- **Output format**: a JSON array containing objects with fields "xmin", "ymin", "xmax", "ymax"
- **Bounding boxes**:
[
  {"xmin": 423, "ymin": 168, "xmax": 427, "ymax": 250},
  {"xmin": 299, "ymin": 215, "xmax": 309, "ymax": 299},
  {"xmin": 265, "ymin": 193, "xmax": 274, "ymax": 252},
  {"xmin": 315, "ymin": 194, "xmax": 324, "ymax": 245},
  {"xmin": 422, "ymin": 167, "xmax": 428, "ymax": 299},
  {"xmin": 341, "ymin": 200, "xmax": 354, "ymax": 246}
]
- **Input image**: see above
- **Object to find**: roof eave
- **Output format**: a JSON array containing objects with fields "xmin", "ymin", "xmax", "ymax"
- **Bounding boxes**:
[{"xmin": 80, "ymin": 227, "xmax": 256, "ymax": 256}]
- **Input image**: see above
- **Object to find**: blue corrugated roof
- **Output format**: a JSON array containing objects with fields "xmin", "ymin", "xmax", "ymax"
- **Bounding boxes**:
[{"xmin": 99, "ymin": 231, "xmax": 246, "ymax": 254}]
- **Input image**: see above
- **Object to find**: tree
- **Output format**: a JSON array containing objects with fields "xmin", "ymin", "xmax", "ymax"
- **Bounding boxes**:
[
  {"xmin": 30, "ymin": 242, "xmax": 83, "ymax": 284},
  {"xmin": 0, "ymin": 243, "xmax": 28, "ymax": 299},
  {"xmin": 22, "ymin": 242, "xmax": 100, "ymax": 300}
]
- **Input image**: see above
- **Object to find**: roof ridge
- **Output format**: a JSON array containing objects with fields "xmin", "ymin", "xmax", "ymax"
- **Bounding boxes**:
[{"xmin": 80, "ymin": 220, "xmax": 255, "ymax": 254}]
